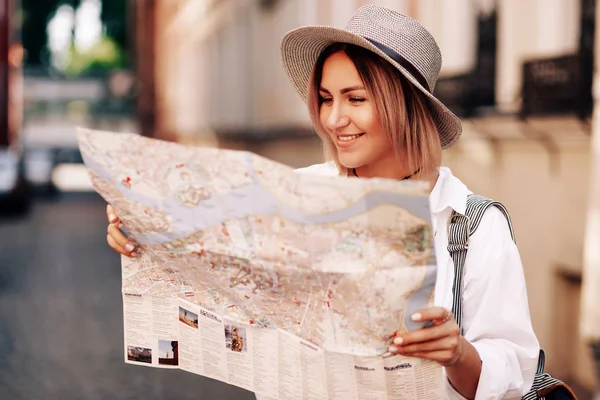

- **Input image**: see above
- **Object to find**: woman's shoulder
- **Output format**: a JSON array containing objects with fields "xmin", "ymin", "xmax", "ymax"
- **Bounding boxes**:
[
  {"xmin": 294, "ymin": 161, "xmax": 339, "ymax": 176},
  {"xmin": 470, "ymin": 204, "xmax": 514, "ymax": 244}
]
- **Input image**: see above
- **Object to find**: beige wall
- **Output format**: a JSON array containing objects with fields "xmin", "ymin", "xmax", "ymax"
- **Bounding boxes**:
[
  {"xmin": 580, "ymin": 0, "xmax": 600, "ymax": 350},
  {"xmin": 581, "ymin": 103, "xmax": 600, "ymax": 344},
  {"xmin": 154, "ymin": 0, "xmax": 212, "ymax": 140}
]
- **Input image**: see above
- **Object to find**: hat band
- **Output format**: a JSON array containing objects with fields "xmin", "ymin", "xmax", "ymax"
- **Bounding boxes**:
[{"xmin": 363, "ymin": 37, "xmax": 431, "ymax": 93}]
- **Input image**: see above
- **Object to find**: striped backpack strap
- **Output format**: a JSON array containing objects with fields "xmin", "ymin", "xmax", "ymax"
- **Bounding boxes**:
[
  {"xmin": 522, "ymin": 350, "xmax": 572, "ymax": 400},
  {"xmin": 448, "ymin": 194, "xmax": 574, "ymax": 400},
  {"xmin": 447, "ymin": 194, "xmax": 514, "ymax": 333}
]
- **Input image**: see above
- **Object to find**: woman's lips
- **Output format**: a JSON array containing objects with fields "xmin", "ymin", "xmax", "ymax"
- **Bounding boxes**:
[{"xmin": 335, "ymin": 132, "xmax": 365, "ymax": 148}]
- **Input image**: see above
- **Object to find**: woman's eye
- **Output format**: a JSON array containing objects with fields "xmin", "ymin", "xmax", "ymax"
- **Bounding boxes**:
[
  {"xmin": 350, "ymin": 97, "xmax": 366, "ymax": 103},
  {"xmin": 320, "ymin": 97, "xmax": 333, "ymax": 104}
]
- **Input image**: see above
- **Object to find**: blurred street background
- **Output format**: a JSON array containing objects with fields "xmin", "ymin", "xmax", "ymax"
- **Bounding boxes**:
[{"xmin": 1, "ymin": 0, "xmax": 600, "ymax": 399}]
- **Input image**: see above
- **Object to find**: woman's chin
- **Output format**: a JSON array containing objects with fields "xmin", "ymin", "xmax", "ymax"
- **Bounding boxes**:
[{"xmin": 338, "ymin": 157, "xmax": 364, "ymax": 170}]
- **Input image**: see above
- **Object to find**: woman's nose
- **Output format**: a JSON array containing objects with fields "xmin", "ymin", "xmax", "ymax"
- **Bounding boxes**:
[{"xmin": 326, "ymin": 110, "xmax": 351, "ymax": 131}]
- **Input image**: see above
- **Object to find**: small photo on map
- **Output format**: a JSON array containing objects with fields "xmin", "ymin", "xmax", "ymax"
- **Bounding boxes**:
[
  {"xmin": 179, "ymin": 306, "xmax": 198, "ymax": 329},
  {"xmin": 158, "ymin": 340, "xmax": 179, "ymax": 366},
  {"xmin": 127, "ymin": 346, "xmax": 152, "ymax": 364},
  {"xmin": 224, "ymin": 325, "xmax": 247, "ymax": 353}
]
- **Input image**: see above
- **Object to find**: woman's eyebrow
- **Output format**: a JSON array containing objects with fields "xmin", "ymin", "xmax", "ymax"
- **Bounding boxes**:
[
  {"xmin": 340, "ymin": 85, "xmax": 365, "ymax": 94},
  {"xmin": 319, "ymin": 85, "xmax": 366, "ymax": 94}
]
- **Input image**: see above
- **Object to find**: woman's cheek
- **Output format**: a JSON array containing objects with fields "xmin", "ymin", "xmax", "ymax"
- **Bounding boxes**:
[{"xmin": 356, "ymin": 109, "xmax": 376, "ymax": 132}]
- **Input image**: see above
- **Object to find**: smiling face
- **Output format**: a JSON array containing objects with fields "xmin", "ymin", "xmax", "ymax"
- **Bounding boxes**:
[
  {"xmin": 318, "ymin": 51, "xmax": 395, "ymax": 172},
  {"xmin": 307, "ymin": 43, "xmax": 442, "ymax": 180}
]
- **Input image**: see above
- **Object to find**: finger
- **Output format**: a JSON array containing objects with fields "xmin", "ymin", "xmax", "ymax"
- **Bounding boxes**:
[
  {"xmin": 394, "ymin": 322, "xmax": 459, "ymax": 346},
  {"xmin": 107, "ymin": 234, "xmax": 131, "ymax": 256},
  {"xmin": 106, "ymin": 204, "xmax": 119, "ymax": 224},
  {"xmin": 107, "ymin": 223, "xmax": 137, "ymax": 253},
  {"xmin": 392, "ymin": 336, "xmax": 458, "ymax": 354},
  {"xmin": 410, "ymin": 307, "xmax": 453, "ymax": 325}
]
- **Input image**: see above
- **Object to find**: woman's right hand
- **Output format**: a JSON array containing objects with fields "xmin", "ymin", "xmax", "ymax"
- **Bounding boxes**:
[{"xmin": 106, "ymin": 204, "xmax": 137, "ymax": 257}]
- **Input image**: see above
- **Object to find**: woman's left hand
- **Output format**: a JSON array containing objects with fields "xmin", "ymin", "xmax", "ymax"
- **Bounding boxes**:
[{"xmin": 389, "ymin": 307, "xmax": 464, "ymax": 367}]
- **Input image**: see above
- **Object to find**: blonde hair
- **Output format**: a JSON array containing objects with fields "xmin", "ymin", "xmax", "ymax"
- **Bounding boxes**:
[{"xmin": 307, "ymin": 43, "xmax": 442, "ymax": 177}]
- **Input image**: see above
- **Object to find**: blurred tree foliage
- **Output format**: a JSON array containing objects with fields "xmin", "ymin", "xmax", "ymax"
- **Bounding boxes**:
[
  {"xmin": 63, "ymin": 36, "xmax": 125, "ymax": 75},
  {"xmin": 20, "ymin": 0, "xmax": 128, "ymax": 69}
]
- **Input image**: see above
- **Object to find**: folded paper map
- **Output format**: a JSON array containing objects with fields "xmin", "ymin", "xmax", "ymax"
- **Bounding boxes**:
[{"xmin": 77, "ymin": 127, "xmax": 444, "ymax": 399}]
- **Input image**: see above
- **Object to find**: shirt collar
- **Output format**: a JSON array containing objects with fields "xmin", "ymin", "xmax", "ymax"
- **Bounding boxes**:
[{"xmin": 429, "ymin": 167, "xmax": 470, "ymax": 215}]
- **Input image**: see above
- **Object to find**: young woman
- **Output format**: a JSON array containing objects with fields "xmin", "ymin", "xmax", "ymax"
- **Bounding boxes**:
[{"xmin": 107, "ymin": 5, "xmax": 540, "ymax": 399}]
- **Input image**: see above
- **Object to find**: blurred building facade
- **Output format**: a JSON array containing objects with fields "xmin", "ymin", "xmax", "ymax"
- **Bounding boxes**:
[{"xmin": 141, "ymin": 0, "xmax": 599, "ymax": 394}]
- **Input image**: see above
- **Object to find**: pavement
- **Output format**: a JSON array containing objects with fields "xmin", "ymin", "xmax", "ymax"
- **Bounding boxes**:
[{"xmin": 0, "ymin": 192, "xmax": 255, "ymax": 400}]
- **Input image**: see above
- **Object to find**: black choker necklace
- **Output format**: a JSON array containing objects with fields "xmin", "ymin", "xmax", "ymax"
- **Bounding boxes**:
[{"xmin": 352, "ymin": 168, "xmax": 421, "ymax": 180}]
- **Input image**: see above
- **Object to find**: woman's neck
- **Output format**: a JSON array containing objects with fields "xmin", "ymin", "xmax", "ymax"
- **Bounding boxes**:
[{"xmin": 353, "ymin": 162, "xmax": 408, "ymax": 180}]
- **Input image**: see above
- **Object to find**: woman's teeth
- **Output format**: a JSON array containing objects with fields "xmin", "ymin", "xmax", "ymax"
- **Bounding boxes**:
[{"xmin": 338, "ymin": 133, "xmax": 364, "ymax": 141}]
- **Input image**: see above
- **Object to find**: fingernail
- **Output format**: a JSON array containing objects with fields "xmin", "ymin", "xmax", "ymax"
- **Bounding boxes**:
[
  {"xmin": 389, "ymin": 345, "xmax": 398, "ymax": 353},
  {"xmin": 393, "ymin": 337, "xmax": 403, "ymax": 345},
  {"xmin": 411, "ymin": 313, "xmax": 422, "ymax": 321},
  {"xmin": 125, "ymin": 243, "xmax": 135, "ymax": 252},
  {"xmin": 109, "ymin": 214, "xmax": 118, "ymax": 223}
]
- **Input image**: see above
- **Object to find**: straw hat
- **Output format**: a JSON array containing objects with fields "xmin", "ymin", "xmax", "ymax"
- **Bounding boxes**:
[{"xmin": 280, "ymin": 4, "xmax": 462, "ymax": 149}]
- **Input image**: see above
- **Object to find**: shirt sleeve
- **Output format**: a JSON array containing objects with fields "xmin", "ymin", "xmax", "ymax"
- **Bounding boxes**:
[{"xmin": 446, "ymin": 207, "xmax": 540, "ymax": 400}]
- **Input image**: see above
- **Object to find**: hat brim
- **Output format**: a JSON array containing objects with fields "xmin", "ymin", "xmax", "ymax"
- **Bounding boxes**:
[{"xmin": 280, "ymin": 26, "xmax": 462, "ymax": 149}]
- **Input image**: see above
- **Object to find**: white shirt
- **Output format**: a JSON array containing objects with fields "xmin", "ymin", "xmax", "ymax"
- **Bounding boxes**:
[{"xmin": 293, "ymin": 162, "xmax": 540, "ymax": 400}]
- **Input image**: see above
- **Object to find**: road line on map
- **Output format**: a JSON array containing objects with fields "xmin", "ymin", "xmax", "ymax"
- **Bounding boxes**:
[{"xmin": 299, "ymin": 292, "xmax": 312, "ymax": 327}]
